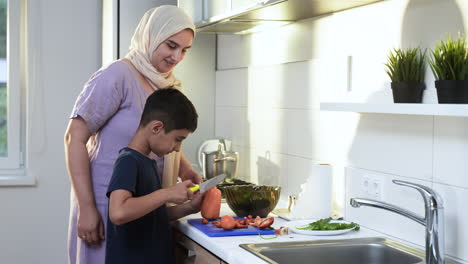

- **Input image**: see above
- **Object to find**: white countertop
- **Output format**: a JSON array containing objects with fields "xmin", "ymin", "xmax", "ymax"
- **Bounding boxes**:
[{"xmin": 175, "ymin": 204, "xmax": 391, "ymax": 264}]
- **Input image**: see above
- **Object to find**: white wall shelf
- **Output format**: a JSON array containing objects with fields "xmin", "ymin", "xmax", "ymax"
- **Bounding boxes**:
[{"xmin": 320, "ymin": 102, "xmax": 468, "ymax": 117}]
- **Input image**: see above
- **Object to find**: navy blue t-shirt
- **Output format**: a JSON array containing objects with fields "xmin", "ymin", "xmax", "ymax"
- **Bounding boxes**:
[{"xmin": 105, "ymin": 147, "xmax": 173, "ymax": 264}]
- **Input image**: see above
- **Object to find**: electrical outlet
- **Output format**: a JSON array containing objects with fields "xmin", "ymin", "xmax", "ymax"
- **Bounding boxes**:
[
  {"xmin": 360, "ymin": 175, "xmax": 371, "ymax": 197},
  {"xmin": 370, "ymin": 178, "xmax": 382, "ymax": 200},
  {"xmin": 360, "ymin": 174, "xmax": 384, "ymax": 200}
]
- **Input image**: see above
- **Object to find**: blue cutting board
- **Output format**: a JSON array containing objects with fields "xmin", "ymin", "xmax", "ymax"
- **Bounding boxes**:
[{"xmin": 188, "ymin": 218, "xmax": 275, "ymax": 237}]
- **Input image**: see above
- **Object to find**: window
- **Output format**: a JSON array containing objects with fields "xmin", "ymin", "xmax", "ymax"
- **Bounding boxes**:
[
  {"xmin": 0, "ymin": 0, "xmax": 30, "ymax": 185},
  {"xmin": 0, "ymin": 1, "xmax": 6, "ymax": 156},
  {"xmin": 0, "ymin": 0, "xmax": 8, "ymax": 157}
]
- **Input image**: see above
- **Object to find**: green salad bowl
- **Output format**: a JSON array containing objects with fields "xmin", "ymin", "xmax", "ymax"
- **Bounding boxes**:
[{"xmin": 224, "ymin": 185, "xmax": 281, "ymax": 218}]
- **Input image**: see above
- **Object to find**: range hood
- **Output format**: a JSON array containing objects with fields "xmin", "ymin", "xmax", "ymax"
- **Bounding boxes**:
[{"xmin": 196, "ymin": 0, "xmax": 384, "ymax": 34}]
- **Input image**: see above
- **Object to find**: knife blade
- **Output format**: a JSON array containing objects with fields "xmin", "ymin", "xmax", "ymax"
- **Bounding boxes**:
[{"xmin": 189, "ymin": 174, "xmax": 226, "ymax": 193}]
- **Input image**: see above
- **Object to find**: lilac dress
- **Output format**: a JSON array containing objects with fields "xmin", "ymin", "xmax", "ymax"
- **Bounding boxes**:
[{"xmin": 67, "ymin": 60, "xmax": 164, "ymax": 264}]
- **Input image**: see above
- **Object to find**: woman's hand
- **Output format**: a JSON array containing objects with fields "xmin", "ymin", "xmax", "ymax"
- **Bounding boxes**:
[
  {"xmin": 181, "ymin": 169, "xmax": 202, "ymax": 185},
  {"xmin": 66, "ymin": 117, "xmax": 104, "ymax": 244},
  {"xmin": 77, "ymin": 205, "xmax": 105, "ymax": 245},
  {"xmin": 178, "ymin": 152, "xmax": 202, "ymax": 184}
]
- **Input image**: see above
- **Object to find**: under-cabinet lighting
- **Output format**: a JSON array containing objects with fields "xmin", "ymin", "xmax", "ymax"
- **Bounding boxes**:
[{"xmin": 235, "ymin": 21, "xmax": 292, "ymax": 35}]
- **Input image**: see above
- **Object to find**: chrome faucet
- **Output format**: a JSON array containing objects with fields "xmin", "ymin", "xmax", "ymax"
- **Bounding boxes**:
[{"xmin": 350, "ymin": 180, "xmax": 445, "ymax": 264}]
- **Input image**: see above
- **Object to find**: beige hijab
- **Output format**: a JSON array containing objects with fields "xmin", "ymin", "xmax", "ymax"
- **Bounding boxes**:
[
  {"xmin": 125, "ymin": 5, "xmax": 195, "ymax": 90},
  {"xmin": 125, "ymin": 6, "xmax": 195, "ymax": 188}
]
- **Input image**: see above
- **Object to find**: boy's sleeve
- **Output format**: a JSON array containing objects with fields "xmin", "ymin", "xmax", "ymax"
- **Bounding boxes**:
[{"xmin": 107, "ymin": 155, "xmax": 138, "ymax": 197}]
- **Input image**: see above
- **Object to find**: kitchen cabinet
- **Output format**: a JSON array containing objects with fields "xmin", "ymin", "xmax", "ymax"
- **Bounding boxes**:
[
  {"xmin": 232, "ymin": 0, "xmax": 263, "ymax": 10},
  {"xmin": 320, "ymin": 102, "xmax": 468, "ymax": 117},
  {"xmin": 204, "ymin": 0, "xmax": 231, "ymax": 19},
  {"xmin": 178, "ymin": 0, "xmax": 268, "ymax": 27},
  {"xmin": 178, "ymin": 0, "xmax": 204, "ymax": 24},
  {"xmin": 174, "ymin": 229, "xmax": 227, "ymax": 264},
  {"xmin": 179, "ymin": 0, "xmax": 384, "ymax": 34}
]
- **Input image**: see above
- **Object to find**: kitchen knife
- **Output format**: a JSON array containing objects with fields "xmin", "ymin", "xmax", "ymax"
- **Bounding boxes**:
[{"xmin": 189, "ymin": 174, "xmax": 226, "ymax": 193}]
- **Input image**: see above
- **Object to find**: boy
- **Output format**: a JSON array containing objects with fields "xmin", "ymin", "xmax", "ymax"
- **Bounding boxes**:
[{"xmin": 105, "ymin": 88, "xmax": 201, "ymax": 264}]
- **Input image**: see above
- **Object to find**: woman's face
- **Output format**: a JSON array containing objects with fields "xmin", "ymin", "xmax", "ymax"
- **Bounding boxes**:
[{"xmin": 151, "ymin": 29, "xmax": 194, "ymax": 73}]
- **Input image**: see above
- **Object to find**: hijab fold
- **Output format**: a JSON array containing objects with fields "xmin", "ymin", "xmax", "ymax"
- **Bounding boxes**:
[{"xmin": 125, "ymin": 5, "xmax": 195, "ymax": 90}]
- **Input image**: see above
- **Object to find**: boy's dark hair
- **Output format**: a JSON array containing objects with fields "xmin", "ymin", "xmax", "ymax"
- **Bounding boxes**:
[{"xmin": 139, "ymin": 88, "xmax": 198, "ymax": 133}]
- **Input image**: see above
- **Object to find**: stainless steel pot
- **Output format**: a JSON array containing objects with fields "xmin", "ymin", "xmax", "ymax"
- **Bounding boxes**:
[
  {"xmin": 197, "ymin": 139, "xmax": 231, "ymax": 170},
  {"xmin": 202, "ymin": 144, "xmax": 239, "ymax": 180}
]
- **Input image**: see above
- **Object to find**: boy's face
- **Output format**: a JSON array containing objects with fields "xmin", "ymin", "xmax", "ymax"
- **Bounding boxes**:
[{"xmin": 149, "ymin": 122, "xmax": 190, "ymax": 157}]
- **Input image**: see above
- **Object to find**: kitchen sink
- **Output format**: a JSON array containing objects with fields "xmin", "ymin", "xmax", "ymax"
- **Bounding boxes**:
[{"xmin": 239, "ymin": 237, "xmax": 425, "ymax": 264}]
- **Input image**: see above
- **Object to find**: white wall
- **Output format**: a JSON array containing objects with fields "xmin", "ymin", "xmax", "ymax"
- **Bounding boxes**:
[
  {"xmin": 0, "ymin": 0, "xmax": 102, "ymax": 263},
  {"xmin": 174, "ymin": 33, "xmax": 217, "ymax": 171},
  {"xmin": 215, "ymin": 0, "xmax": 468, "ymax": 262}
]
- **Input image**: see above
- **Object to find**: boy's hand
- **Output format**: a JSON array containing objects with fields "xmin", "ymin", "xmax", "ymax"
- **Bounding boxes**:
[
  {"xmin": 167, "ymin": 180, "xmax": 194, "ymax": 204},
  {"xmin": 189, "ymin": 192, "xmax": 203, "ymax": 214}
]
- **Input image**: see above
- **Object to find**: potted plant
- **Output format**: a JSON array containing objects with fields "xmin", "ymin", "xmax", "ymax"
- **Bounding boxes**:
[
  {"xmin": 430, "ymin": 34, "xmax": 468, "ymax": 104},
  {"xmin": 384, "ymin": 47, "xmax": 426, "ymax": 103}
]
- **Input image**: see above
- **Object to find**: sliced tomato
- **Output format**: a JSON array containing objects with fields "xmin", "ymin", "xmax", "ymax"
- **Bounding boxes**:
[{"xmin": 258, "ymin": 217, "xmax": 274, "ymax": 229}]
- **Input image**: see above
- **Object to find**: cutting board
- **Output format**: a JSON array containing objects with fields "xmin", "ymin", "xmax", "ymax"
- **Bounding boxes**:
[{"xmin": 188, "ymin": 218, "xmax": 275, "ymax": 237}]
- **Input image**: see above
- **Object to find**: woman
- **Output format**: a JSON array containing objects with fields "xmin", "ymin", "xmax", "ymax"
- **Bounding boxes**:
[{"xmin": 64, "ymin": 6, "xmax": 201, "ymax": 264}]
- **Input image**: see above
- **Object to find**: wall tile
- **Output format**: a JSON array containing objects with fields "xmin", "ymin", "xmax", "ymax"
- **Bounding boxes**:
[
  {"xmin": 215, "ymin": 68, "xmax": 248, "ymax": 107},
  {"xmin": 434, "ymin": 183, "xmax": 468, "ymax": 261},
  {"xmin": 348, "ymin": 114, "xmax": 433, "ymax": 180},
  {"xmin": 247, "ymin": 61, "xmax": 320, "ymax": 110},
  {"xmin": 249, "ymin": 108, "xmax": 288, "ymax": 154},
  {"xmin": 253, "ymin": 149, "xmax": 287, "ymax": 188},
  {"xmin": 318, "ymin": 111, "xmax": 360, "ymax": 165},
  {"xmin": 284, "ymin": 109, "xmax": 321, "ymax": 159},
  {"xmin": 231, "ymin": 144, "xmax": 251, "ymax": 183},
  {"xmin": 248, "ymin": 65, "xmax": 284, "ymax": 109},
  {"xmin": 217, "ymin": 34, "xmax": 249, "ymax": 70},
  {"xmin": 233, "ymin": 146, "xmax": 288, "ymax": 200},
  {"xmin": 214, "ymin": 106, "xmax": 249, "ymax": 147},
  {"xmin": 278, "ymin": 61, "xmax": 320, "ymax": 109},
  {"xmin": 434, "ymin": 117, "xmax": 468, "ymax": 188},
  {"xmin": 313, "ymin": 57, "xmax": 349, "ymax": 103}
]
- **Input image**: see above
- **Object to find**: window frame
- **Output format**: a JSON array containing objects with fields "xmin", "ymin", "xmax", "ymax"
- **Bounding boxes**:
[{"xmin": 0, "ymin": 0, "xmax": 33, "ymax": 186}]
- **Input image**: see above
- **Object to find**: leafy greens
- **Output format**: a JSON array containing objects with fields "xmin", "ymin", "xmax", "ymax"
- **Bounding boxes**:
[{"xmin": 297, "ymin": 217, "xmax": 360, "ymax": 231}]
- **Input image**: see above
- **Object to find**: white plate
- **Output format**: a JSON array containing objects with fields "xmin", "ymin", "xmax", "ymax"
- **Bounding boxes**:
[{"xmin": 286, "ymin": 219, "xmax": 358, "ymax": 236}]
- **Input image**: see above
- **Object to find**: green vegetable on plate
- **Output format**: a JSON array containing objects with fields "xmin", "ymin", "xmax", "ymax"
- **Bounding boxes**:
[{"xmin": 297, "ymin": 217, "xmax": 360, "ymax": 231}]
